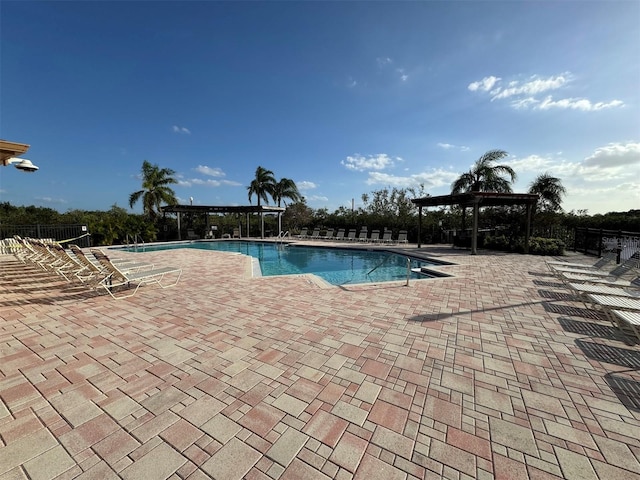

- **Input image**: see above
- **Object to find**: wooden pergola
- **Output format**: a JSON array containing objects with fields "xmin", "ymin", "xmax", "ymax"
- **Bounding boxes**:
[
  {"xmin": 411, "ymin": 192, "xmax": 539, "ymax": 254},
  {"xmin": 160, "ymin": 204, "xmax": 286, "ymax": 239}
]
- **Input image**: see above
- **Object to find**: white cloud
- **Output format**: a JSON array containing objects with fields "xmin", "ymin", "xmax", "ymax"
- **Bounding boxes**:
[
  {"xmin": 341, "ymin": 153, "xmax": 401, "ymax": 172},
  {"xmin": 583, "ymin": 142, "xmax": 640, "ymax": 168},
  {"xmin": 305, "ymin": 194, "xmax": 329, "ymax": 203},
  {"xmin": 187, "ymin": 178, "xmax": 242, "ymax": 187},
  {"xmin": 297, "ymin": 181, "xmax": 317, "ymax": 191},
  {"xmin": 468, "ymin": 73, "xmax": 624, "ymax": 112},
  {"xmin": 172, "ymin": 125, "xmax": 191, "ymax": 134},
  {"xmin": 505, "ymin": 154, "xmax": 555, "ymax": 173},
  {"xmin": 376, "ymin": 57, "xmax": 393, "ymax": 67},
  {"xmin": 365, "ymin": 169, "xmax": 459, "ymax": 189},
  {"xmin": 537, "ymin": 96, "xmax": 624, "ymax": 111},
  {"xmin": 195, "ymin": 165, "xmax": 225, "ymax": 177},
  {"xmin": 491, "ymin": 74, "xmax": 568, "ymax": 100},
  {"xmin": 347, "ymin": 76, "xmax": 357, "ymax": 88},
  {"xmin": 468, "ymin": 76, "xmax": 501, "ymax": 92},
  {"xmin": 35, "ymin": 196, "xmax": 67, "ymax": 204},
  {"xmin": 437, "ymin": 143, "xmax": 470, "ymax": 152}
]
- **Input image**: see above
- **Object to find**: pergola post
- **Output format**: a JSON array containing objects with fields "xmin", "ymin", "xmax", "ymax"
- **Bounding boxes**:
[
  {"xmin": 177, "ymin": 213, "xmax": 181, "ymax": 241},
  {"xmin": 471, "ymin": 200, "xmax": 479, "ymax": 255},
  {"xmin": 525, "ymin": 203, "xmax": 532, "ymax": 254},
  {"xmin": 417, "ymin": 206, "xmax": 423, "ymax": 248}
]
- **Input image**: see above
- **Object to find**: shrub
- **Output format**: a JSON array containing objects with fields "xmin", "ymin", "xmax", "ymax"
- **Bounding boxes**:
[{"xmin": 484, "ymin": 235, "xmax": 564, "ymax": 255}]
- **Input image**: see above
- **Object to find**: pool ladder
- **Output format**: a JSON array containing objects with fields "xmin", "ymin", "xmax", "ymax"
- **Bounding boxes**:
[{"xmin": 276, "ymin": 231, "xmax": 290, "ymax": 245}]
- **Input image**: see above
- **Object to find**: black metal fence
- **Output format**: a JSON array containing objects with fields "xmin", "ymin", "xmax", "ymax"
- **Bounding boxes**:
[
  {"xmin": 573, "ymin": 227, "xmax": 640, "ymax": 262},
  {"xmin": 0, "ymin": 224, "xmax": 92, "ymax": 248}
]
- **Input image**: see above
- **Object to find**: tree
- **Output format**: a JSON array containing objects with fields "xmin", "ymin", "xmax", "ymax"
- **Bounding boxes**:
[
  {"xmin": 272, "ymin": 177, "xmax": 301, "ymax": 234},
  {"xmin": 272, "ymin": 178, "xmax": 301, "ymax": 207},
  {"xmin": 247, "ymin": 166, "xmax": 276, "ymax": 237},
  {"xmin": 247, "ymin": 166, "xmax": 276, "ymax": 206},
  {"xmin": 528, "ymin": 173, "xmax": 566, "ymax": 213},
  {"xmin": 129, "ymin": 160, "xmax": 177, "ymax": 220},
  {"xmin": 451, "ymin": 149, "xmax": 517, "ymax": 194},
  {"xmin": 451, "ymin": 149, "xmax": 517, "ymax": 235}
]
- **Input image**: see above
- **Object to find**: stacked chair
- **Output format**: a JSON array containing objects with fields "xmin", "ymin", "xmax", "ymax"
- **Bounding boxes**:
[
  {"xmin": 553, "ymin": 250, "xmax": 640, "ymax": 343},
  {"xmin": 6, "ymin": 236, "xmax": 181, "ymax": 300}
]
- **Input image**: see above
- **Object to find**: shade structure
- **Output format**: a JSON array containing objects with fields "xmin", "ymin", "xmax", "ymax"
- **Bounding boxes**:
[{"xmin": 411, "ymin": 192, "xmax": 538, "ymax": 254}]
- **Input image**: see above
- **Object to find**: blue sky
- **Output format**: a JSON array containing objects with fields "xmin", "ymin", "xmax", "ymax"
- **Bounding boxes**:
[{"xmin": 1, "ymin": 1, "xmax": 638, "ymax": 215}]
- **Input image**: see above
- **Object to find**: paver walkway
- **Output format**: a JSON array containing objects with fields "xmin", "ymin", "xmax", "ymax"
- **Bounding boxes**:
[{"xmin": 1, "ymin": 244, "xmax": 639, "ymax": 479}]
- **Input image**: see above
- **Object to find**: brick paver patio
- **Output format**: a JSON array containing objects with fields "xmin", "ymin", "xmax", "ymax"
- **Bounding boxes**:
[{"xmin": 1, "ymin": 243, "xmax": 639, "ymax": 479}]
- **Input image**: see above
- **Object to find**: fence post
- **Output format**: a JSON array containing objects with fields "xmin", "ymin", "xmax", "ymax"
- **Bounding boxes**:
[
  {"xmin": 597, "ymin": 229, "xmax": 603, "ymax": 257},
  {"xmin": 617, "ymin": 230, "xmax": 622, "ymax": 264},
  {"xmin": 584, "ymin": 228, "xmax": 588, "ymax": 254}
]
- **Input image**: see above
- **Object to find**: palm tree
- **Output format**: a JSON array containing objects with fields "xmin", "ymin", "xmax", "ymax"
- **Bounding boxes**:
[
  {"xmin": 451, "ymin": 150, "xmax": 517, "ymax": 235},
  {"xmin": 528, "ymin": 172, "xmax": 566, "ymax": 212},
  {"xmin": 247, "ymin": 166, "xmax": 276, "ymax": 238},
  {"xmin": 247, "ymin": 166, "xmax": 276, "ymax": 206},
  {"xmin": 272, "ymin": 178, "xmax": 301, "ymax": 207},
  {"xmin": 272, "ymin": 178, "xmax": 301, "ymax": 234},
  {"xmin": 129, "ymin": 160, "xmax": 178, "ymax": 220},
  {"xmin": 451, "ymin": 149, "xmax": 517, "ymax": 194}
]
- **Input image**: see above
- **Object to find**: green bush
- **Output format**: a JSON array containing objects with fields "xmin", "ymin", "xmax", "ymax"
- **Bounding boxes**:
[{"xmin": 484, "ymin": 235, "xmax": 564, "ymax": 255}]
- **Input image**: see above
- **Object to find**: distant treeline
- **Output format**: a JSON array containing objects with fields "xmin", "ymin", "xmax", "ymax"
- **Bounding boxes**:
[{"xmin": 1, "ymin": 199, "xmax": 638, "ymax": 246}]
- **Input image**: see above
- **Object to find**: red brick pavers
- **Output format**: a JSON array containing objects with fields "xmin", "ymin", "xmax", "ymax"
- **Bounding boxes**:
[{"xmin": 1, "ymin": 245, "xmax": 639, "ymax": 479}]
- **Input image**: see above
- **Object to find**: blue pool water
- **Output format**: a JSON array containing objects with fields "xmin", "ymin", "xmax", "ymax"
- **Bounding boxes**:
[{"xmin": 121, "ymin": 241, "xmax": 445, "ymax": 285}]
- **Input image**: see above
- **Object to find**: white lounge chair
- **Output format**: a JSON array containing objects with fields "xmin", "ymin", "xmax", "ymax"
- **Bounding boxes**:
[
  {"xmin": 333, "ymin": 229, "xmax": 345, "ymax": 242},
  {"xmin": 586, "ymin": 294, "xmax": 640, "ymax": 342},
  {"xmin": 547, "ymin": 250, "xmax": 617, "ymax": 269},
  {"xmin": 548, "ymin": 251, "xmax": 617, "ymax": 274},
  {"xmin": 90, "ymin": 249, "xmax": 182, "ymax": 299},
  {"xmin": 397, "ymin": 230, "xmax": 408, "ymax": 244},
  {"xmin": 559, "ymin": 252, "xmax": 640, "ymax": 284},
  {"xmin": 357, "ymin": 227, "xmax": 369, "ymax": 242},
  {"xmin": 610, "ymin": 310, "xmax": 640, "ymax": 343}
]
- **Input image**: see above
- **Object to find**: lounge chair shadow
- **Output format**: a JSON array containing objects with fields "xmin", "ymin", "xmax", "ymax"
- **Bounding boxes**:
[
  {"xmin": 538, "ymin": 289, "xmax": 576, "ymax": 302},
  {"xmin": 604, "ymin": 373, "xmax": 640, "ymax": 412},
  {"xmin": 0, "ymin": 283, "xmax": 98, "ymax": 307},
  {"xmin": 528, "ymin": 271, "xmax": 555, "ymax": 277},
  {"xmin": 407, "ymin": 313, "xmax": 449, "ymax": 322},
  {"xmin": 533, "ymin": 279, "xmax": 565, "ymax": 288},
  {"xmin": 576, "ymin": 339, "xmax": 640, "ymax": 368},
  {"xmin": 543, "ymin": 301, "xmax": 605, "ymax": 320},
  {"xmin": 557, "ymin": 316, "xmax": 622, "ymax": 341}
]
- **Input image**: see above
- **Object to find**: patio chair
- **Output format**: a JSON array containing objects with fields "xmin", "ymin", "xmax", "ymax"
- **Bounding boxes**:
[
  {"xmin": 547, "ymin": 250, "xmax": 617, "ymax": 270},
  {"xmin": 397, "ymin": 230, "xmax": 408, "ymax": 244},
  {"xmin": 559, "ymin": 252, "xmax": 640, "ymax": 284},
  {"xmin": 357, "ymin": 227, "xmax": 369, "ymax": 242},
  {"xmin": 610, "ymin": 310, "xmax": 640, "ymax": 343},
  {"xmin": 320, "ymin": 229, "xmax": 335, "ymax": 241},
  {"xmin": 368, "ymin": 229, "xmax": 381, "ymax": 244},
  {"xmin": 380, "ymin": 230, "xmax": 393, "ymax": 244},
  {"xmin": 566, "ymin": 276, "xmax": 640, "ymax": 305},
  {"xmin": 47, "ymin": 243, "xmax": 97, "ymax": 283},
  {"xmin": 585, "ymin": 294, "xmax": 640, "ymax": 343},
  {"xmin": 296, "ymin": 228, "xmax": 309, "ymax": 239},
  {"xmin": 90, "ymin": 249, "xmax": 182, "ymax": 299},
  {"xmin": 333, "ymin": 229, "xmax": 345, "ymax": 242},
  {"xmin": 345, "ymin": 229, "xmax": 357, "ymax": 241},
  {"xmin": 308, "ymin": 228, "xmax": 320, "ymax": 240}
]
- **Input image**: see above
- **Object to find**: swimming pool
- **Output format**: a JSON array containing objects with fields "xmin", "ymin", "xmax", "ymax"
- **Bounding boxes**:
[{"xmin": 121, "ymin": 241, "xmax": 448, "ymax": 285}]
